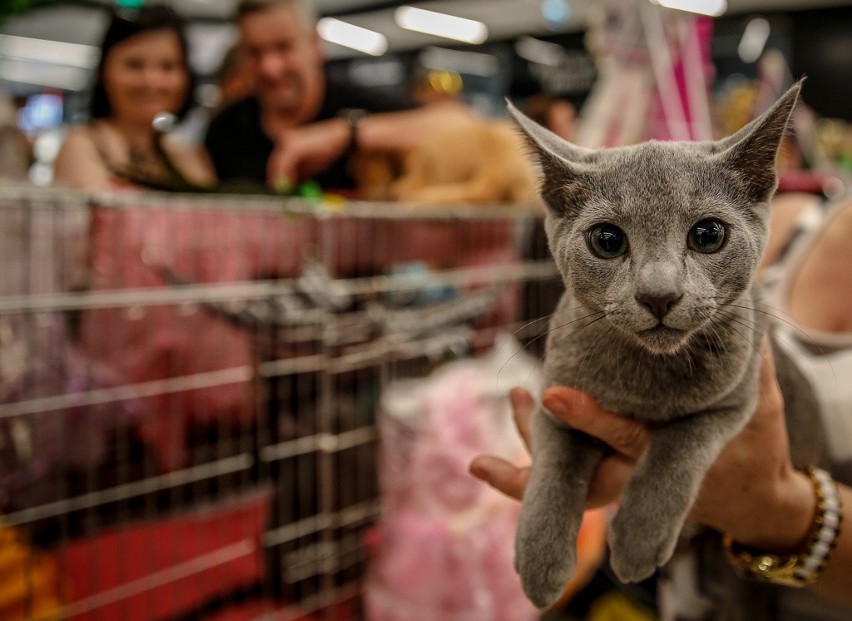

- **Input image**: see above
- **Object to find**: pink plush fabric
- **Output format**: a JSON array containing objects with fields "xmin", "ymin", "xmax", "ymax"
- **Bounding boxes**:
[{"xmin": 366, "ymin": 357, "xmax": 538, "ymax": 621}]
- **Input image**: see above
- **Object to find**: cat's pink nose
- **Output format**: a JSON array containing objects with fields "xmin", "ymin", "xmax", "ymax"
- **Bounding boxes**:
[{"xmin": 636, "ymin": 293, "xmax": 682, "ymax": 320}]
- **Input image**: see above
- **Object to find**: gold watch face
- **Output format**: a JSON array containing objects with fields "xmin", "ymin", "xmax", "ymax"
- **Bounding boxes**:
[
  {"xmin": 739, "ymin": 552, "xmax": 804, "ymax": 586},
  {"xmin": 752, "ymin": 554, "xmax": 798, "ymax": 577}
]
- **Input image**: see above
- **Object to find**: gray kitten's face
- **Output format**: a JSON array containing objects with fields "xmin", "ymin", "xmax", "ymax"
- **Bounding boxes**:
[
  {"xmin": 546, "ymin": 142, "xmax": 767, "ymax": 354},
  {"xmin": 510, "ymin": 84, "xmax": 800, "ymax": 355}
]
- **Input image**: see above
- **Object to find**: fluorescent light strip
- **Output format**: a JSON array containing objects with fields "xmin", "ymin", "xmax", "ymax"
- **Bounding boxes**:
[
  {"xmin": 0, "ymin": 58, "xmax": 89, "ymax": 91},
  {"xmin": 317, "ymin": 18, "xmax": 388, "ymax": 56},
  {"xmin": 0, "ymin": 34, "xmax": 100, "ymax": 69},
  {"xmin": 419, "ymin": 46, "xmax": 499, "ymax": 77},
  {"xmin": 652, "ymin": 0, "xmax": 727, "ymax": 17},
  {"xmin": 738, "ymin": 17, "xmax": 770, "ymax": 63},
  {"xmin": 515, "ymin": 36, "xmax": 566, "ymax": 67},
  {"xmin": 395, "ymin": 6, "xmax": 488, "ymax": 45}
]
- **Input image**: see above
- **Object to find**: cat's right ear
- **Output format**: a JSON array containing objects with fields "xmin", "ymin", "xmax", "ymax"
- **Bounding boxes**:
[
  {"xmin": 506, "ymin": 100, "xmax": 594, "ymax": 214},
  {"xmin": 711, "ymin": 80, "xmax": 803, "ymax": 203}
]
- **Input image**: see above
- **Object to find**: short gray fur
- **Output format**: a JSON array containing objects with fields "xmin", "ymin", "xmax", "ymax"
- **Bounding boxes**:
[{"xmin": 507, "ymin": 81, "xmax": 824, "ymax": 609}]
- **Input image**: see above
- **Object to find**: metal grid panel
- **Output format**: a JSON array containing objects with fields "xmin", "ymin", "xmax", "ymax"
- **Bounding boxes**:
[{"xmin": 0, "ymin": 186, "xmax": 558, "ymax": 620}]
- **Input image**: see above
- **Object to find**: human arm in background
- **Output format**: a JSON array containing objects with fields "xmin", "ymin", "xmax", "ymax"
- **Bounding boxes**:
[
  {"xmin": 469, "ymin": 346, "xmax": 852, "ymax": 606},
  {"xmin": 265, "ymin": 101, "xmax": 473, "ymax": 190},
  {"xmin": 52, "ymin": 126, "xmax": 113, "ymax": 191}
]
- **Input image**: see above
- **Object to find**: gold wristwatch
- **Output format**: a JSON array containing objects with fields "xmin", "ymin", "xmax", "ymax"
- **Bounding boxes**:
[{"xmin": 723, "ymin": 466, "xmax": 843, "ymax": 587}]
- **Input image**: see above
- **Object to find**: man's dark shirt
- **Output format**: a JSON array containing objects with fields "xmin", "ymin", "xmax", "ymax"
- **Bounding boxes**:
[{"xmin": 204, "ymin": 71, "xmax": 416, "ymax": 191}]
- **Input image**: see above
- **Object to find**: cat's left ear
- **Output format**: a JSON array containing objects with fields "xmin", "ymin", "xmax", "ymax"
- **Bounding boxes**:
[
  {"xmin": 507, "ymin": 100, "xmax": 597, "ymax": 214},
  {"xmin": 713, "ymin": 80, "xmax": 803, "ymax": 203},
  {"xmin": 506, "ymin": 100, "xmax": 595, "ymax": 168}
]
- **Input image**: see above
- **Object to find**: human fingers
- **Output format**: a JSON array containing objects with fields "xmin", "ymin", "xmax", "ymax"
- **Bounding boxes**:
[
  {"xmin": 755, "ymin": 339, "xmax": 783, "ymax": 420},
  {"xmin": 542, "ymin": 386, "xmax": 649, "ymax": 459},
  {"xmin": 267, "ymin": 144, "xmax": 296, "ymax": 191},
  {"xmin": 469, "ymin": 455, "xmax": 529, "ymax": 501},
  {"xmin": 509, "ymin": 387, "xmax": 534, "ymax": 450},
  {"xmin": 586, "ymin": 455, "xmax": 635, "ymax": 508}
]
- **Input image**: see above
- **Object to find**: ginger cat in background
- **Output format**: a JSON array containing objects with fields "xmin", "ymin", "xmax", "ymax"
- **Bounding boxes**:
[{"xmin": 350, "ymin": 118, "xmax": 541, "ymax": 208}]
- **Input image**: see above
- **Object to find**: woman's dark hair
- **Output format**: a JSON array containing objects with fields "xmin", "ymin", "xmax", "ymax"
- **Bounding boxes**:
[{"xmin": 89, "ymin": 4, "xmax": 196, "ymax": 120}]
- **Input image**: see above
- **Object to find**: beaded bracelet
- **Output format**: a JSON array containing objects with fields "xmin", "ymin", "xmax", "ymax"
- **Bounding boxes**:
[{"xmin": 723, "ymin": 466, "xmax": 843, "ymax": 587}]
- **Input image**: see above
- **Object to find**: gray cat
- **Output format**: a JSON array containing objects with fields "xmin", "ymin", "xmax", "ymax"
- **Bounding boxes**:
[{"xmin": 507, "ymin": 81, "xmax": 823, "ymax": 609}]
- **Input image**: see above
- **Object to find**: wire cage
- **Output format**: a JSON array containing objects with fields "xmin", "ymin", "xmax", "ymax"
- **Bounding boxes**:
[{"xmin": 0, "ymin": 185, "xmax": 560, "ymax": 620}]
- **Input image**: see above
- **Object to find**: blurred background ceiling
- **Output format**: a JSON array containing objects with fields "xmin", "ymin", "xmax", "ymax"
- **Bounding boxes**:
[{"xmin": 2, "ymin": 0, "xmax": 850, "ymax": 97}]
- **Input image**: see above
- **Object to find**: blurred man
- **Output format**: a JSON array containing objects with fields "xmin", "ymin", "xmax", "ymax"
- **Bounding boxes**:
[{"xmin": 204, "ymin": 0, "xmax": 471, "ymax": 192}]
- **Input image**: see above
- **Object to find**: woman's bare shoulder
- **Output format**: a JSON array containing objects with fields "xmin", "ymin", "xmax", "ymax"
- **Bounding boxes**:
[
  {"xmin": 53, "ymin": 125, "xmax": 111, "ymax": 190},
  {"xmin": 58, "ymin": 125, "xmax": 98, "ymax": 153}
]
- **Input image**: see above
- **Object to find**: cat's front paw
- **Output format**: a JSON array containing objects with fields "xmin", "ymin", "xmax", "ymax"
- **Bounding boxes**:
[
  {"xmin": 607, "ymin": 509, "xmax": 679, "ymax": 583},
  {"xmin": 516, "ymin": 533, "xmax": 577, "ymax": 609}
]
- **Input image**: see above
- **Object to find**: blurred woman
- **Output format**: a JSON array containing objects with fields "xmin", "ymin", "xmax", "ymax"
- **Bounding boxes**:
[{"xmin": 53, "ymin": 5, "xmax": 214, "ymax": 191}]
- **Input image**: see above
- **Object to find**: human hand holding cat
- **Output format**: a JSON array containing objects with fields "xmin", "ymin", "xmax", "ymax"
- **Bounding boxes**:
[{"xmin": 469, "ymin": 344, "xmax": 816, "ymax": 554}]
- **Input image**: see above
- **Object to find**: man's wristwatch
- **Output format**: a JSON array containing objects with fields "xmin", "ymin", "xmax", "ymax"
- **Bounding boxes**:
[{"xmin": 339, "ymin": 108, "xmax": 366, "ymax": 155}]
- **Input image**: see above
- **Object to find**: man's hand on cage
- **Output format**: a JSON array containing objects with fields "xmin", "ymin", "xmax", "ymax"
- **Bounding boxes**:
[{"xmin": 267, "ymin": 118, "xmax": 350, "ymax": 191}]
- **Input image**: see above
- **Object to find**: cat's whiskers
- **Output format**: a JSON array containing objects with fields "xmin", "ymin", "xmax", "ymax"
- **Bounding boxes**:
[
  {"xmin": 683, "ymin": 342, "xmax": 696, "ymax": 376},
  {"xmin": 727, "ymin": 302, "xmax": 838, "ymax": 388},
  {"xmin": 541, "ymin": 311, "xmax": 609, "ymax": 363},
  {"xmin": 727, "ymin": 301, "xmax": 833, "ymax": 358},
  {"xmin": 512, "ymin": 312, "xmax": 558, "ymax": 340},
  {"xmin": 703, "ymin": 321, "xmax": 729, "ymax": 356},
  {"xmin": 497, "ymin": 309, "xmax": 606, "ymax": 386},
  {"xmin": 573, "ymin": 315, "xmax": 614, "ymax": 388},
  {"xmin": 713, "ymin": 309, "xmax": 764, "ymax": 349},
  {"xmin": 511, "ymin": 304, "xmax": 596, "ymax": 343}
]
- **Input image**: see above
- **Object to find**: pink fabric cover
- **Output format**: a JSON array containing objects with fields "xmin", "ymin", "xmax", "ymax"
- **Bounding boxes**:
[{"xmin": 366, "ymin": 346, "xmax": 538, "ymax": 621}]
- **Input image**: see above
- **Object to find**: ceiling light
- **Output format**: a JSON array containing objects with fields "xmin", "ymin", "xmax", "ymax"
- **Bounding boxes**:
[
  {"xmin": 0, "ymin": 34, "xmax": 99, "ymax": 69},
  {"xmin": 317, "ymin": 18, "xmax": 388, "ymax": 56},
  {"xmin": 651, "ymin": 0, "xmax": 727, "ymax": 17},
  {"xmin": 515, "ymin": 36, "xmax": 566, "ymax": 67},
  {"xmin": 0, "ymin": 58, "xmax": 89, "ymax": 91},
  {"xmin": 419, "ymin": 46, "xmax": 499, "ymax": 77},
  {"xmin": 540, "ymin": 0, "xmax": 571, "ymax": 30},
  {"xmin": 394, "ymin": 6, "xmax": 488, "ymax": 45},
  {"xmin": 738, "ymin": 17, "xmax": 770, "ymax": 63}
]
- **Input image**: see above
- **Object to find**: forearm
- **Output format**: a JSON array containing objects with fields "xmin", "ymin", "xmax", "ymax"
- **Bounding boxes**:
[{"xmin": 358, "ymin": 102, "xmax": 473, "ymax": 152}]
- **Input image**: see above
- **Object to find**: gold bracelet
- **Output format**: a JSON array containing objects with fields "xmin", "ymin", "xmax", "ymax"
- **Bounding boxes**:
[{"xmin": 723, "ymin": 466, "xmax": 843, "ymax": 587}]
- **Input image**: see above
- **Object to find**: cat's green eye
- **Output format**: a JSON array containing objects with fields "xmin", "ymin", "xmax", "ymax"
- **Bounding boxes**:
[
  {"xmin": 588, "ymin": 223, "xmax": 628, "ymax": 259},
  {"xmin": 688, "ymin": 219, "xmax": 726, "ymax": 254}
]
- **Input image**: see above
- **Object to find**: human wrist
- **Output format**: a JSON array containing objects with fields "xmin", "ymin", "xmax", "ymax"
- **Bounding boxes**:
[
  {"xmin": 724, "ymin": 466, "xmax": 844, "ymax": 588},
  {"xmin": 733, "ymin": 468, "xmax": 816, "ymax": 552},
  {"xmin": 337, "ymin": 108, "xmax": 366, "ymax": 154}
]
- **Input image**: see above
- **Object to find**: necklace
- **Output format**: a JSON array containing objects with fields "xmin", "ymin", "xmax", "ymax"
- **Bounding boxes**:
[{"xmin": 92, "ymin": 119, "xmax": 196, "ymax": 191}]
